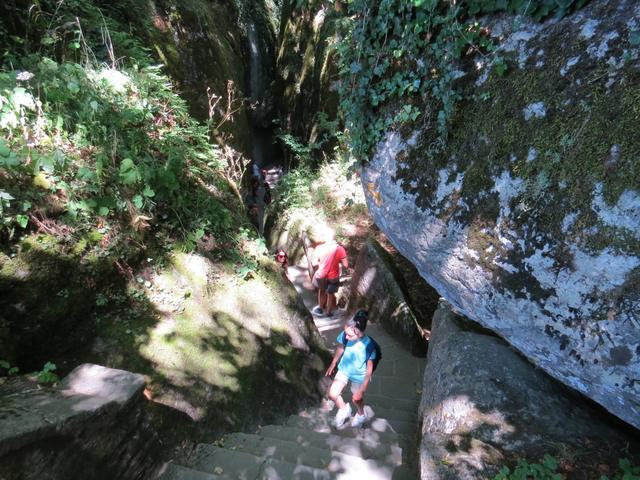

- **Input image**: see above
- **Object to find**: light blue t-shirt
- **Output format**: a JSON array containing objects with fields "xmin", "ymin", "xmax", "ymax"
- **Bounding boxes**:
[{"xmin": 336, "ymin": 331, "xmax": 377, "ymax": 384}]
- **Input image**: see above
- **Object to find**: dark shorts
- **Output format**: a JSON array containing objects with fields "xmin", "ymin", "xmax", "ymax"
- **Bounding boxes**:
[{"xmin": 312, "ymin": 276, "xmax": 340, "ymax": 294}]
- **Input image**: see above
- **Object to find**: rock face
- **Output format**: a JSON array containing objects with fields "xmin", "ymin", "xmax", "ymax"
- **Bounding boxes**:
[
  {"xmin": 420, "ymin": 302, "xmax": 638, "ymax": 479},
  {"xmin": 349, "ymin": 238, "xmax": 428, "ymax": 356},
  {"xmin": 0, "ymin": 364, "xmax": 161, "ymax": 480},
  {"xmin": 275, "ymin": 0, "xmax": 341, "ymax": 164},
  {"xmin": 362, "ymin": 0, "xmax": 640, "ymax": 428}
]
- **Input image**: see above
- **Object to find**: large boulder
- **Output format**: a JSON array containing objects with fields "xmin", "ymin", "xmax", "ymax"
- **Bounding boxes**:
[
  {"xmin": 362, "ymin": 0, "xmax": 640, "ymax": 428},
  {"xmin": 420, "ymin": 301, "xmax": 638, "ymax": 479}
]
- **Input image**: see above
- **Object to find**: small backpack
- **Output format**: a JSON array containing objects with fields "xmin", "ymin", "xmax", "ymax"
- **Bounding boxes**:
[{"xmin": 342, "ymin": 335, "xmax": 382, "ymax": 372}]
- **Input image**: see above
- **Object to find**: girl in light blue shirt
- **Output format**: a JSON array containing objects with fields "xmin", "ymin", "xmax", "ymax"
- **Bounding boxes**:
[{"xmin": 325, "ymin": 310, "xmax": 377, "ymax": 428}]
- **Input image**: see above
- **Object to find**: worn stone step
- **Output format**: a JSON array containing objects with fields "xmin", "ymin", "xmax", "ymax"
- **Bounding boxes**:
[
  {"xmin": 364, "ymin": 394, "xmax": 420, "ymax": 413},
  {"xmin": 365, "ymin": 376, "xmax": 423, "ymax": 399},
  {"xmin": 389, "ymin": 464, "xmax": 419, "ymax": 480},
  {"xmin": 287, "ymin": 407, "xmax": 414, "ymax": 437},
  {"xmin": 187, "ymin": 444, "xmax": 264, "ymax": 479},
  {"xmin": 156, "ymin": 463, "xmax": 224, "ymax": 480},
  {"xmin": 187, "ymin": 443, "xmax": 397, "ymax": 480},
  {"xmin": 319, "ymin": 402, "xmax": 418, "ymax": 426},
  {"xmin": 311, "ymin": 406, "xmax": 417, "ymax": 435},
  {"xmin": 257, "ymin": 424, "xmax": 403, "ymax": 465},
  {"xmin": 223, "ymin": 432, "xmax": 402, "ymax": 477}
]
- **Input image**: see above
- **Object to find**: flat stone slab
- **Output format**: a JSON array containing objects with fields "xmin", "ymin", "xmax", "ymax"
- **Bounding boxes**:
[{"xmin": 0, "ymin": 364, "xmax": 145, "ymax": 456}]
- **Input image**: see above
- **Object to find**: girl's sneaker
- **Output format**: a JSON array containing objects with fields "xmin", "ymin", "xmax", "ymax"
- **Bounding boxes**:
[
  {"xmin": 312, "ymin": 305, "xmax": 325, "ymax": 316},
  {"xmin": 350, "ymin": 412, "xmax": 367, "ymax": 428},
  {"xmin": 334, "ymin": 404, "xmax": 352, "ymax": 427}
]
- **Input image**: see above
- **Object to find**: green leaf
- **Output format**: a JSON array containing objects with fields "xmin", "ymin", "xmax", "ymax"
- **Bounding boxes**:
[
  {"xmin": 542, "ymin": 455, "xmax": 558, "ymax": 470},
  {"xmin": 119, "ymin": 158, "xmax": 140, "ymax": 185},
  {"xmin": 0, "ymin": 140, "xmax": 10, "ymax": 157},
  {"xmin": 98, "ymin": 206, "xmax": 109, "ymax": 216},
  {"xmin": 67, "ymin": 81, "xmax": 80, "ymax": 93},
  {"xmin": 143, "ymin": 185, "xmax": 155, "ymax": 198},
  {"xmin": 132, "ymin": 194, "xmax": 144, "ymax": 209},
  {"xmin": 630, "ymin": 31, "xmax": 640, "ymax": 46},
  {"xmin": 0, "ymin": 190, "xmax": 14, "ymax": 202},
  {"xmin": 494, "ymin": 57, "xmax": 508, "ymax": 76},
  {"xmin": 15, "ymin": 214, "xmax": 28, "ymax": 228},
  {"xmin": 43, "ymin": 362, "xmax": 56, "ymax": 372}
]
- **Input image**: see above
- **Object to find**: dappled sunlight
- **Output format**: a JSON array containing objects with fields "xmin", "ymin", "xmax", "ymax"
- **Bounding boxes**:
[
  {"xmin": 421, "ymin": 394, "xmax": 517, "ymax": 475},
  {"xmin": 425, "ymin": 394, "xmax": 515, "ymax": 441},
  {"xmin": 128, "ymin": 247, "xmax": 323, "ymax": 430}
]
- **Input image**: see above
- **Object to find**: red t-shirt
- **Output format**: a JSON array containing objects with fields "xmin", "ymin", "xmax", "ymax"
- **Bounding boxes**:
[{"xmin": 314, "ymin": 242, "xmax": 347, "ymax": 280}]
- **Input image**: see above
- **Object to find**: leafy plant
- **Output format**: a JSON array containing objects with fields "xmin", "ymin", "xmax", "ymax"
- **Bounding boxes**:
[
  {"xmin": 332, "ymin": 0, "xmax": 592, "ymax": 162},
  {"xmin": 35, "ymin": 362, "xmax": 60, "ymax": 384},
  {"xmin": 0, "ymin": 359, "xmax": 19, "ymax": 376},
  {"xmin": 493, "ymin": 455, "xmax": 564, "ymax": 480},
  {"xmin": 601, "ymin": 458, "xmax": 640, "ymax": 480}
]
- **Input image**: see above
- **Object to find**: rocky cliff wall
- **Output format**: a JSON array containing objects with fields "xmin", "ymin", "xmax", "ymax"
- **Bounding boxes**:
[
  {"xmin": 275, "ymin": 0, "xmax": 341, "ymax": 164},
  {"xmin": 122, "ymin": 0, "xmax": 278, "ymax": 156},
  {"xmin": 362, "ymin": 0, "xmax": 640, "ymax": 428}
]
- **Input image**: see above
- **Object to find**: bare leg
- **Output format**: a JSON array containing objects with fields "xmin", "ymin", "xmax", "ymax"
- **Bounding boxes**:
[
  {"xmin": 318, "ymin": 288, "xmax": 328, "ymax": 311},
  {"xmin": 326, "ymin": 293, "xmax": 337, "ymax": 315},
  {"xmin": 328, "ymin": 380, "xmax": 347, "ymax": 410},
  {"xmin": 353, "ymin": 394, "xmax": 365, "ymax": 415}
]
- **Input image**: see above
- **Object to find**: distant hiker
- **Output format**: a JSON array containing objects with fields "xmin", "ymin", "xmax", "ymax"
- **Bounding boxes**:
[
  {"xmin": 251, "ymin": 162, "xmax": 262, "ymax": 180},
  {"xmin": 275, "ymin": 249, "xmax": 289, "ymax": 279},
  {"xmin": 308, "ymin": 225, "xmax": 347, "ymax": 317},
  {"xmin": 263, "ymin": 181, "xmax": 272, "ymax": 205},
  {"xmin": 247, "ymin": 203, "xmax": 260, "ymax": 230},
  {"xmin": 250, "ymin": 177, "xmax": 260, "ymax": 204},
  {"xmin": 325, "ymin": 310, "xmax": 379, "ymax": 428}
]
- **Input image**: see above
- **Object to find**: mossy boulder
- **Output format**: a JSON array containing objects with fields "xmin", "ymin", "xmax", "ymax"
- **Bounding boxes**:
[
  {"xmin": 84, "ymin": 251, "xmax": 328, "ymax": 440},
  {"xmin": 362, "ymin": 0, "xmax": 640, "ymax": 429}
]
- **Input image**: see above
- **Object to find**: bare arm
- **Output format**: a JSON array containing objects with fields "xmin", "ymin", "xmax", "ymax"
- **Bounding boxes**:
[
  {"xmin": 325, "ymin": 345, "xmax": 344, "ymax": 377},
  {"xmin": 352, "ymin": 359, "xmax": 374, "ymax": 402}
]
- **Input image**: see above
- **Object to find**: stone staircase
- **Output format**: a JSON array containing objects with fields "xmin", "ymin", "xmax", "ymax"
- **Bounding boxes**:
[{"xmin": 156, "ymin": 266, "xmax": 424, "ymax": 480}]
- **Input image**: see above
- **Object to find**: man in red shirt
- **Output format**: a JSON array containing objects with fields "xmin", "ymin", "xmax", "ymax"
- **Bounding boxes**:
[{"xmin": 309, "ymin": 227, "xmax": 348, "ymax": 317}]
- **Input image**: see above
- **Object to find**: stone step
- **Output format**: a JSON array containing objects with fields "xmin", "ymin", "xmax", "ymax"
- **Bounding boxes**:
[
  {"xmin": 157, "ymin": 463, "xmax": 224, "ymax": 480},
  {"xmin": 187, "ymin": 444, "xmax": 265, "ymax": 479},
  {"xmin": 365, "ymin": 376, "xmax": 423, "ymax": 399},
  {"xmin": 364, "ymin": 394, "xmax": 420, "ymax": 413},
  {"xmin": 287, "ymin": 407, "xmax": 415, "ymax": 437},
  {"xmin": 310, "ymin": 402, "xmax": 417, "ymax": 425},
  {"xmin": 187, "ymin": 444, "xmax": 399, "ymax": 480},
  {"xmin": 257, "ymin": 425, "xmax": 403, "ymax": 465},
  {"xmin": 222, "ymin": 432, "xmax": 402, "ymax": 474},
  {"xmin": 312, "ymin": 406, "xmax": 417, "ymax": 433}
]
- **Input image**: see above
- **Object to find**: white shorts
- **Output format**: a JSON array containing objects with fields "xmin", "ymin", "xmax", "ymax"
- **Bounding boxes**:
[{"xmin": 334, "ymin": 371, "xmax": 364, "ymax": 395}]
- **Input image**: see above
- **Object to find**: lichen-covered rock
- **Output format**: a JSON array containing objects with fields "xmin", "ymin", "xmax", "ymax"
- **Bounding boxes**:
[
  {"xmin": 420, "ymin": 301, "xmax": 638, "ymax": 479},
  {"xmin": 363, "ymin": 0, "xmax": 640, "ymax": 428}
]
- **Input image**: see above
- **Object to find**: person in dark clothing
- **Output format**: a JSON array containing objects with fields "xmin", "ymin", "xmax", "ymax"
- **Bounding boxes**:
[{"xmin": 263, "ymin": 181, "xmax": 272, "ymax": 205}]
